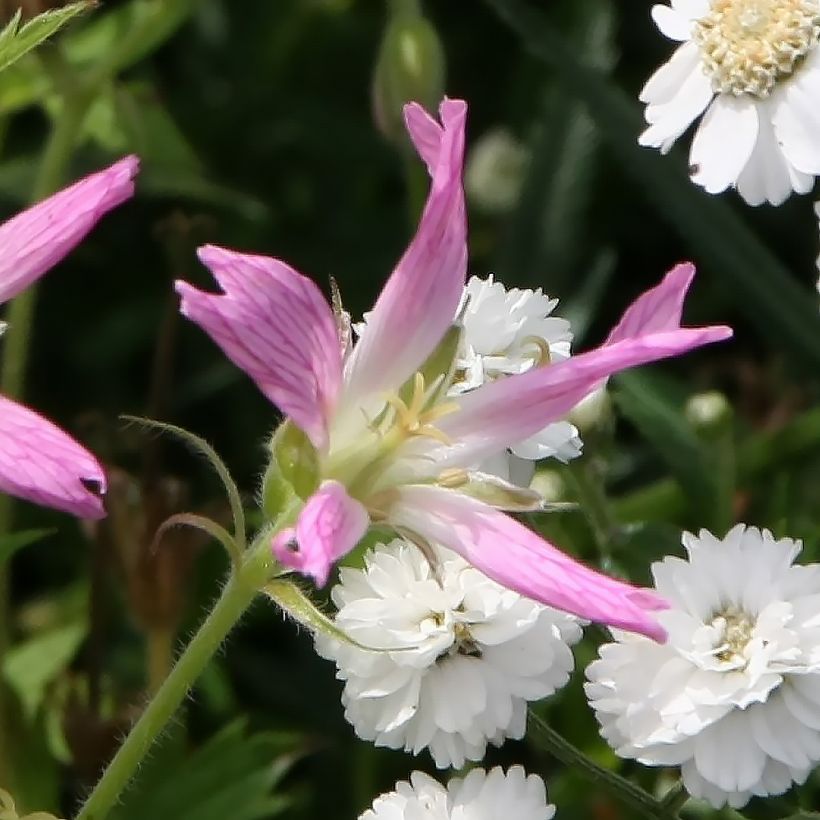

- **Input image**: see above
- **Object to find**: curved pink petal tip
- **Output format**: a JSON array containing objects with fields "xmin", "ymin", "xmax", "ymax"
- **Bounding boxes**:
[
  {"xmin": 0, "ymin": 155, "xmax": 139, "ymax": 305},
  {"xmin": 390, "ymin": 486, "xmax": 669, "ymax": 642},
  {"xmin": 271, "ymin": 480, "xmax": 369, "ymax": 586},
  {"xmin": 0, "ymin": 395, "xmax": 106, "ymax": 519},
  {"xmin": 177, "ymin": 245, "xmax": 342, "ymax": 449},
  {"xmin": 345, "ymin": 98, "xmax": 468, "ymax": 401}
]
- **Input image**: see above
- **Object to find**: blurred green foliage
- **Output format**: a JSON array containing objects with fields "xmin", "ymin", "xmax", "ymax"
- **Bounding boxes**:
[{"xmin": 0, "ymin": 0, "xmax": 818, "ymax": 818}]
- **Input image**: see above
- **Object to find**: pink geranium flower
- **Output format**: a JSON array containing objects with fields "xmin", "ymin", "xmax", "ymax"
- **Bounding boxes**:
[
  {"xmin": 176, "ymin": 100, "xmax": 731, "ymax": 641},
  {"xmin": 0, "ymin": 156, "xmax": 139, "ymax": 519}
]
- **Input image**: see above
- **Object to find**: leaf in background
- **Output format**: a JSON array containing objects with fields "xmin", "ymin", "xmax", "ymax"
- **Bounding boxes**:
[
  {"xmin": 0, "ymin": 528, "xmax": 52, "ymax": 567},
  {"xmin": 613, "ymin": 370, "xmax": 720, "ymax": 526},
  {"xmin": 0, "ymin": 1, "xmax": 92, "ymax": 74},
  {"xmin": 2, "ymin": 620, "xmax": 86, "ymax": 719},
  {"xmin": 108, "ymin": 720, "xmax": 303, "ymax": 820},
  {"xmin": 497, "ymin": 0, "xmax": 616, "ymax": 295},
  {"xmin": 484, "ymin": 0, "xmax": 820, "ymax": 371},
  {"xmin": 61, "ymin": 0, "xmax": 204, "ymax": 77},
  {"xmin": 0, "ymin": 57, "xmax": 49, "ymax": 117}
]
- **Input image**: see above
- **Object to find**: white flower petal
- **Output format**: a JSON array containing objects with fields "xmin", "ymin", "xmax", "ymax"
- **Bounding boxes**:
[
  {"xmin": 651, "ymin": 4, "xmax": 694, "ymax": 40},
  {"xmin": 772, "ymin": 54, "xmax": 820, "ymax": 176},
  {"xmin": 690, "ymin": 96, "xmax": 759, "ymax": 194}
]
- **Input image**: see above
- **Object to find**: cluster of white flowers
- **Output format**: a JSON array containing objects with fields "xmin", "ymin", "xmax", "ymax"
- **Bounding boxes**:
[
  {"xmin": 586, "ymin": 525, "xmax": 820, "ymax": 808},
  {"xmin": 316, "ymin": 539, "xmax": 582, "ymax": 769},
  {"xmin": 359, "ymin": 767, "xmax": 555, "ymax": 820}
]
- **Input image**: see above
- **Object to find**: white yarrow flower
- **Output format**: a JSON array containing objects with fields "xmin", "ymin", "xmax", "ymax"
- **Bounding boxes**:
[
  {"xmin": 359, "ymin": 766, "xmax": 556, "ymax": 820},
  {"xmin": 640, "ymin": 0, "xmax": 820, "ymax": 205},
  {"xmin": 451, "ymin": 276, "xmax": 583, "ymax": 475},
  {"xmin": 586, "ymin": 525, "xmax": 820, "ymax": 809},
  {"xmin": 317, "ymin": 539, "xmax": 582, "ymax": 769}
]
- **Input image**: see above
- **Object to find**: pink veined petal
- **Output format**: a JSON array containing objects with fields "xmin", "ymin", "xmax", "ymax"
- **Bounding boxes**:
[
  {"xmin": 0, "ymin": 155, "xmax": 138, "ymax": 305},
  {"xmin": 0, "ymin": 395, "xmax": 106, "ymax": 519},
  {"xmin": 389, "ymin": 485, "xmax": 668, "ymax": 641},
  {"xmin": 271, "ymin": 480, "xmax": 369, "ymax": 587},
  {"xmin": 430, "ymin": 325, "xmax": 731, "ymax": 469},
  {"xmin": 344, "ymin": 98, "xmax": 467, "ymax": 402},
  {"xmin": 176, "ymin": 245, "xmax": 342, "ymax": 450},
  {"xmin": 605, "ymin": 263, "xmax": 695, "ymax": 343}
]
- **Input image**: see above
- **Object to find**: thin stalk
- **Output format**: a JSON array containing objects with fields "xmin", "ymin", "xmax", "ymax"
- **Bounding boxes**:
[
  {"xmin": 528, "ymin": 711, "xmax": 681, "ymax": 820},
  {"xmin": 0, "ymin": 85, "xmax": 93, "ymax": 791},
  {"xmin": 76, "ymin": 529, "xmax": 283, "ymax": 820}
]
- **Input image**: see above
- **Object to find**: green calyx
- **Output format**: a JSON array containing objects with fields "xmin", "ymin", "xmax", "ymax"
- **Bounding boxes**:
[{"xmin": 263, "ymin": 421, "xmax": 320, "ymax": 519}]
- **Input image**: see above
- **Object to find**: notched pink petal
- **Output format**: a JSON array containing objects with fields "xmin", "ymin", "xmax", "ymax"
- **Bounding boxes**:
[
  {"xmin": 177, "ymin": 245, "xmax": 342, "ymax": 449},
  {"xmin": 271, "ymin": 480, "xmax": 369, "ymax": 586},
  {"xmin": 0, "ymin": 395, "xmax": 106, "ymax": 519},
  {"xmin": 345, "ymin": 99, "xmax": 468, "ymax": 401},
  {"xmin": 403, "ymin": 97, "xmax": 467, "ymax": 175},
  {"xmin": 0, "ymin": 155, "xmax": 139, "ymax": 304},
  {"xmin": 605, "ymin": 262, "xmax": 696, "ymax": 344},
  {"xmin": 390, "ymin": 486, "xmax": 668, "ymax": 641}
]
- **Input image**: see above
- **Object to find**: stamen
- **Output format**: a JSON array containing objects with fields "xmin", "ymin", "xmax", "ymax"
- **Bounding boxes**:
[
  {"xmin": 520, "ymin": 335, "xmax": 552, "ymax": 367},
  {"xmin": 381, "ymin": 373, "xmax": 459, "ymax": 445}
]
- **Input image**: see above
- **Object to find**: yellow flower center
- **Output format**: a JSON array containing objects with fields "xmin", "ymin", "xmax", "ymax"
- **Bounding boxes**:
[
  {"xmin": 693, "ymin": 0, "xmax": 820, "ymax": 97},
  {"xmin": 711, "ymin": 607, "xmax": 756, "ymax": 663}
]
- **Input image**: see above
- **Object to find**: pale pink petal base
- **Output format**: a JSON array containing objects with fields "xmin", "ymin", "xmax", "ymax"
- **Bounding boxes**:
[
  {"xmin": 272, "ymin": 480, "xmax": 369, "ymax": 586},
  {"xmin": 177, "ymin": 246, "xmax": 343, "ymax": 450},
  {"xmin": 390, "ymin": 485, "xmax": 668, "ymax": 641},
  {"xmin": 0, "ymin": 156, "xmax": 139, "ymax": 304},
  {"xmin": 0, "ymin": 395, "xmax": 106, "ymax": 519}
]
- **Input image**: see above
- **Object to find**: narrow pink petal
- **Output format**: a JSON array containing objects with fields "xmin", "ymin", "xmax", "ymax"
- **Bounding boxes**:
[
  {"xmin": 0, "ymin": 395, "xmax": 106, "ymax": 519},
  {"xmin": 271, "ymin": 480, "xmax": 369, "ymax": 586},
  {"xmin": 344, "ymin": 99, "xmax": 467, "ymax": 401},
  {"xmin": 0, "ymin": 156, "xmax": 138, "ymax": 304},
  {"xmin": 404, "ymin": 101, "xmax": 443, "ymax": 174},
  {"xmin": 604, "ymin": 263, "xmax": 695, "ymax": 344},
  {"xmin": 390, "ymin": 485, "xmax": 668, "ymax": 641},
  {"xmin": 177, "ymin": 245, "xmax": 342, "ymax": 450},
  {"xmin": 432, "ymin": 325, "xmax": 731, "ymax": 468}
]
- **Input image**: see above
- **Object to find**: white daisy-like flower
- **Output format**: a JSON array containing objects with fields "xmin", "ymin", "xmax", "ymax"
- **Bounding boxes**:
[
  {"xmin": 585, "ymin": 525, "xmax": 820, "ymax": 809},
  {"xmin": 316, "ymin": 538, "xmax": 582, "ymax": 769},
  {"xmin": 640, "ymin": 0, "xmax": 820, "ymax": 205},
  {"xmin": 451, "ymin": 275, "xmax": 583, "ymax": 471},
  {"xmin": 359, "ymin": 766, "xmax": 555, "ymax": 820}
]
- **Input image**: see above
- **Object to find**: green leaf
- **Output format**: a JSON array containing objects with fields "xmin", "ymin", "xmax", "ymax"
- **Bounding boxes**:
[
  {"xmin": 0, "ymin": 1, "xmax": 92, "ymax": 74},
  {"xmin": 62, "ymin": 0, "xmax": 204, "ymax": 78},
  {"xmin": 0, "ymin": 58, "xmax": 49, "ymax": 117},
  {"xmin": 484, "ymin": 0, "xmax": 820, "ymax": 371},
  {"xmin": 108, "ymin": 720, "xmax": 302, "ymax": 820},
  {"xmin": 0, "ymin": 528, "xmax": 52, "ymax": 567},
  {"xmin": 2, "ymin": 620, "xmax": 87, "ymax": 720}
]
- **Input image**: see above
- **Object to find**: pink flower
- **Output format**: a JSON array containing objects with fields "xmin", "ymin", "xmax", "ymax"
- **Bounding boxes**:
[
  {"xmin": 176, "ymin": 100, "xmax": 731, "ymax": 641},
  {"xmin": 0, "ymin": 156, "xmax": 139, "ymax": 519}
]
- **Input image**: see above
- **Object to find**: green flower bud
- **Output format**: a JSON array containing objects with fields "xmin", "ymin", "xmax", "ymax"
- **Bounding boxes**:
[
  {"xmin": 372, "ymin": 0, "xmax": 445, "ymax": 144},
  {"xmin": 685, "ymin": 390, "xmax": 733, "ymax": 436},
  {"xmin": 262, "ymin": 421, "xmax": 319, "ymax": 519}
]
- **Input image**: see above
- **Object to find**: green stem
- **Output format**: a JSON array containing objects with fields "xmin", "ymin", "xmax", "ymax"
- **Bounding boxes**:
[
  {"xmin": 528, "ymin": 711, "xmax": 681, "ymax": 820},
  {"xmin": 76, "ymin": 531, "xmax": 282, "ymax": 820},
  {"xmin": 0, "ymin": 83, "xmax": 93, "ymax": 792}
]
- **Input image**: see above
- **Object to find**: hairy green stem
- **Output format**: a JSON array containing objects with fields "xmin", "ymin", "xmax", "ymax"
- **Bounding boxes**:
[
  {"xmin": 76, "ymin": 530, "xmax": 284, "ymax": 820},
  {"xmin": 528, "ymin": 711, "xmax": 681, "ymax": 820},
  {"xmin": 0, "ymin": 84, "xmax": 93, "ymax": 792}
]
